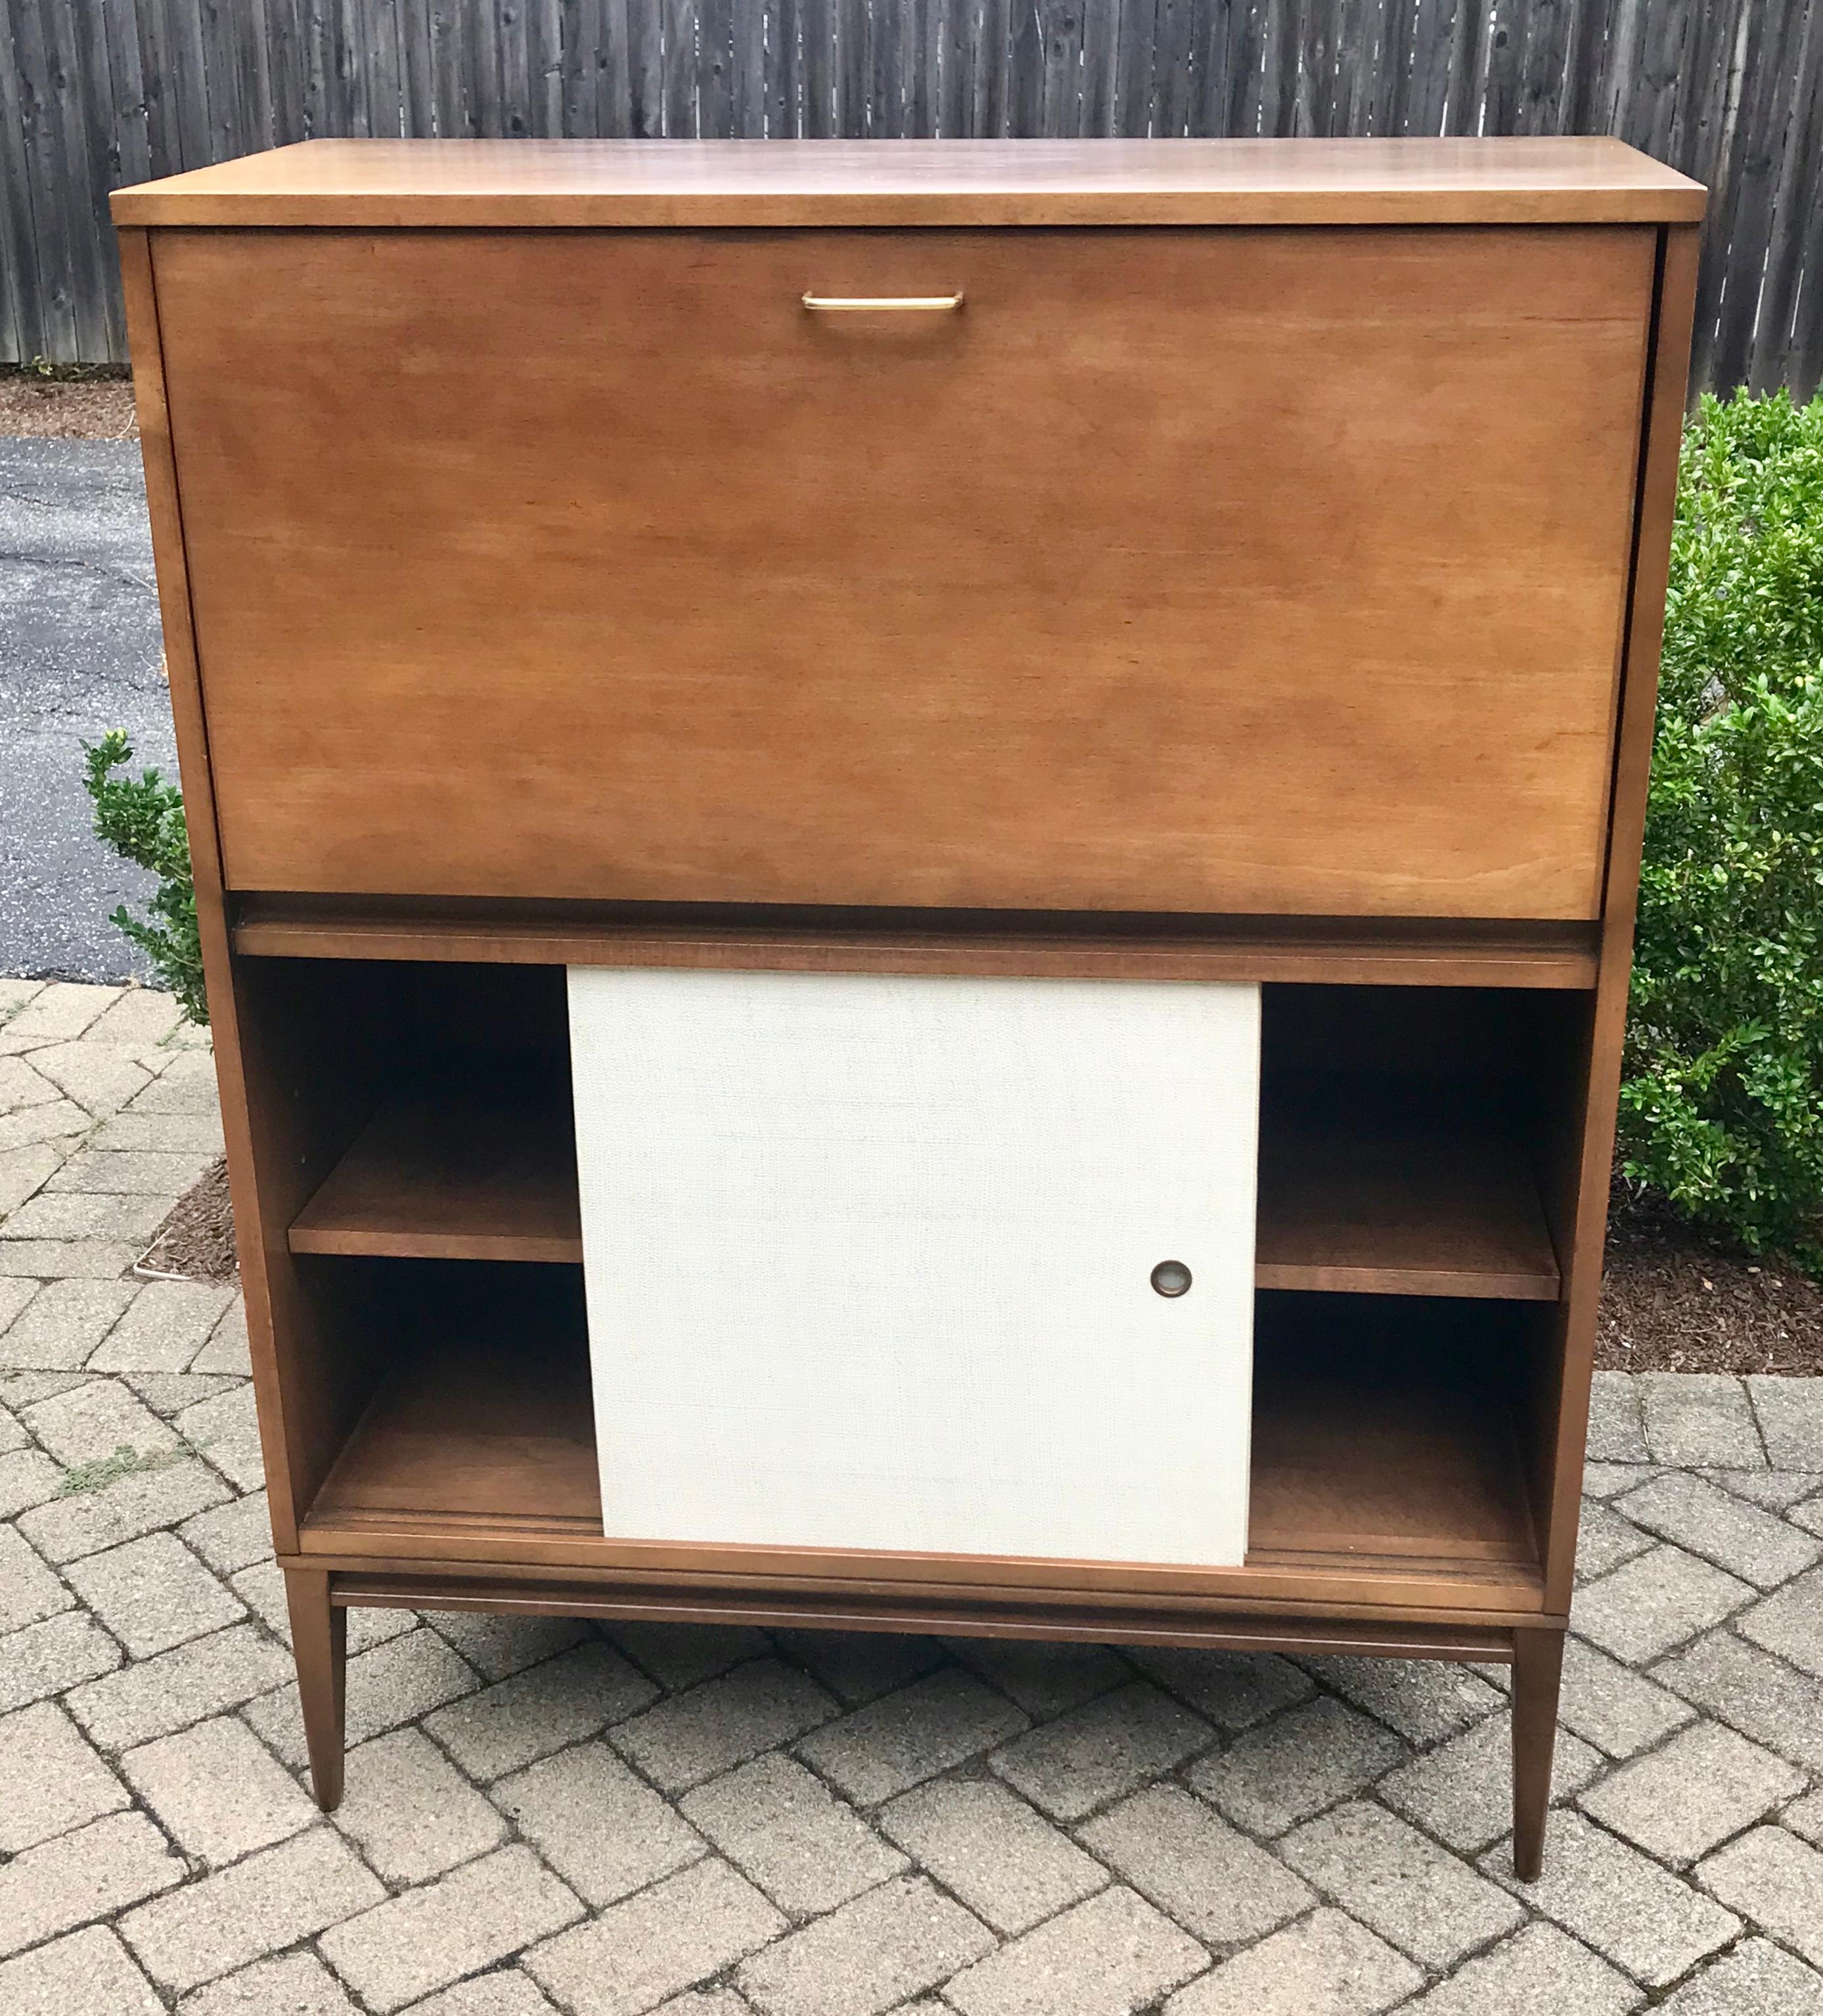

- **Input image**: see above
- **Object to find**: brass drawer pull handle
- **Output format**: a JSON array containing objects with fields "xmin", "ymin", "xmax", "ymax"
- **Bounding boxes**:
[{"xmin": 801, "ymin": 292, "xmax": 965, "ymax": 313}]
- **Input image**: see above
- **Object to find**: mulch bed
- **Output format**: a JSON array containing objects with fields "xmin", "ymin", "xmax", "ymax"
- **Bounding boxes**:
[
  {"xmin": 135, "ymin": 1158, "xmax": 237, "ymax": 1284},
  {"xmin": 138, "ymin": 1154, "xmax": 1822, "ymax": 1374},
  {"xmin": 1598, "ymin": 1193, "xmax": 1823, "ymax": 1377},
  {"xmin": 0, "ymin": 371, "xmax": 138, "ymax": 440}
]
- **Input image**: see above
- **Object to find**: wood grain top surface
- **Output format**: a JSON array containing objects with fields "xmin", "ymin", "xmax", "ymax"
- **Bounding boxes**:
[{"xmin": 112, "ymin": 135, "xmax": 1705, "ymax": 227}]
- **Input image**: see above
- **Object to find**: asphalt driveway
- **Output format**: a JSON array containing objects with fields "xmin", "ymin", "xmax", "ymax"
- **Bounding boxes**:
[{"xmin": 0, "ymin": 436, "xmax": 173, "ymax": 982}]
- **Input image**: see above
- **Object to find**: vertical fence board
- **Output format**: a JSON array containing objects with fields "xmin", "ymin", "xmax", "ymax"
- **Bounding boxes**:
[
  {"xmin": 261, "ymin": 0, "xmax": 303, "ymax": 143},
  {"xmin": 1080, "ymin": 0, "xmax": 1122, "ymax": 133},
  {"xmin": 96, "ymin": 0, "xmax": 150, "ymax": 352},
  {"xmin": 798, "ymin": 0, "xmax": 832, "ymax": 131},
  {"xmin": 340, "ymin": 0, "xmax": 373, "ymax": 135},
  {"xmin": 1749, "ymin": 0, "xmax": 1823, "ymax": 396},
  {"xmin": 561, "ymin": 0, "xmax": 600, "ymax": 133},
  {"xmin": 1399, "ymin": 0, "xmax": 1456, "ymax": 133},
  {"xmin": 832, "ymin": 0, "xmax": 865, "ymax": 132},
  {"xmin": 1563, "ymin": 0, "xmax": 1616, "ymax": 132},
  {"xmin": 494, "ymin": 0, "xmax": 531, "ymax": 136},
  {"xmin": 625, "ymin": 0, "xmax": 661, "ymax": 134},
  {"xmin": 462, "ymin": 0, "xmax": 499, "ymax": 135},
  {"xmin": 974, "ymin": 0, "xmax": 1010, "ymax": 131},
  {"xmin": 1341, "ymin": 0, "xmax": 1396, "ymax": 133},
  {"xmin": 906, "ymin": 0, "xmax": 937, "ymax": 137},
  {"xmin": 43, "ymin": 0, "xmax": 117, "ymax": 359},
  {"xmin": 0, "ymin": 11, "xmax": 41, "ymax": 363},
  {"xmin": 1043, "ymin": 0, "xmax": 1087, "ymax": 138},
  {"xmin": 374, "ymin": 0, "xmax": 412, "ymax": 138},
  {"xmin": 695, "ymin": 0, "xmax": 732, "ymax": 134},
  {"xmin": 595, "ymin": 0, "xmax": 633, "ymax": 136},
  {"xmin": 14, "ymin": 4, "xmax": 76, "ymax": 361},
  {"xmin": 195, "ymin": 0, "xmax": 245, "ymax": 156},
  {"xmin": 400, "ymin": 0, "xmax": 436, "ymax": 133},
  {"xmin": 1115, "ymin": 0, "xmax": 1158, "ymax": 131},
  {"xmin": 1153, "ymin": 0, "xmax": 1200, "ymax": 133},
  {"xmin": 1710, "ymin": 0, "xmax": 1804, "ymax": 393},
  {"xmin": 731, "ymin": 0, "xmax": 766, "ymax": 132},
  {"xmin": 1007, "ymin": 0, "xmax": 1045, "ymax": 135},
  {"xmin": 1196, "ymin": 0, "xmax": 1251, "ymax": 135},
  {"xmin": 164, "ymin": 0, "xmax": 212, "ymax": 164},
  {"xmin": 1248, "ymin": 0, "xmax": 1305, "ymax": 135},
  {"xmin": 661, "ymin": 0, "xmax": 696, "ymax": 133},
  {"xmin": 133, "ymin": 0, "xmax": 176, "ymax": 169},
  {"xmin": 1682, "ymin": 0, "xmax": 1752, "ymax": 391},
  {"xmin": 529, "ymin": 0, "xmax": 565, "ymax": 134},
  {"xmin": 865, "ymin": 0, "xmax": 898, "ymax": 135},
  {"xmin": 99, "ymin": 0, "xmax": 151, "ymax": 184},
  {"xmin": 935, "ymin": 0, "xmax": 970, "ymax": 133}
]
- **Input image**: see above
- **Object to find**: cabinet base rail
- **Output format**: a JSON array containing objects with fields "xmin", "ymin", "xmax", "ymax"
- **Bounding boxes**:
[{"xmin": 282, "ymin": 1563, "xmax": 1565, "ymax": 1878}]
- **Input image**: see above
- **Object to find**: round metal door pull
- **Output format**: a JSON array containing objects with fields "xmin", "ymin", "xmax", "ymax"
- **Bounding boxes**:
[{"xmin": 1150, "ymin": 1260, "xmax": 1192, "ymax": 1297}]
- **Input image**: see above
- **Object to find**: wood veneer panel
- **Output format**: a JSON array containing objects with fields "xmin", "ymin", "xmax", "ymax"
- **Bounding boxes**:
[
  {"xmin": 289, "ymin": 1099, "xmax": 581, "ymax": 1264},
  {"xmin": 158, "ymin": 224, "xmax": 1650, "ymax": 920},
  {"xmin": 112, "ymin": 136, "xmax": 1705, "ymax": 228}
]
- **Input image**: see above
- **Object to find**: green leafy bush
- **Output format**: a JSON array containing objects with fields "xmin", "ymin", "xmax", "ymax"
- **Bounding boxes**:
[
  {"xmin": 80, "ymin": 729, "xmax": 208, "ymax": 1025},
  {"xmin": 1619, "ymin": 389, "xmax": 1823, "ymax": 1264}
]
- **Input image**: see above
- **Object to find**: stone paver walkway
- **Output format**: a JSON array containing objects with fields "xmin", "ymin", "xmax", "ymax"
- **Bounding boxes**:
[{"xmin": 3, "ymin": 978, "xmax": 1823, "ymax": 2014}]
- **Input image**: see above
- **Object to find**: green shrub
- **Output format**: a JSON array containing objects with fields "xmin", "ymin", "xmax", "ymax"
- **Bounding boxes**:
[
  {"xmin": 80, "ymin": 729, "xmax": 208, "ymax": 1026},
  {"xmin": 1619, "ymin": 388, "xmax": 1823, "ymax": 1264}
]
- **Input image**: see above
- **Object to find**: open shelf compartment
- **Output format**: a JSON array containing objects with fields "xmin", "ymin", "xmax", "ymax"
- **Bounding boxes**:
[
  {"xmin": 289, "ymin": 1098, "xmax": 581, "ymax": 1264},
  {"xmin": 1253, "ymin": 984, "xmax": 1569, "ymax": 1300},
  {"xmin": 302, "ymin": 1262, "xmax": 1545, "ymax": 1600},
  {"xmin": 1247, "ymin": 1290, "xmax": 1542, "ymax": 1570},
  {"xmin": 284, "ymin": 972, "xmax": 1571, "ymax": 1302}
]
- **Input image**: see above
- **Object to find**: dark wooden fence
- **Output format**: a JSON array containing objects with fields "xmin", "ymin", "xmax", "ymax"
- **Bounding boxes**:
[{"xmin": 5, "ymin": 0, "xmax": 1820, "ymax": 394}]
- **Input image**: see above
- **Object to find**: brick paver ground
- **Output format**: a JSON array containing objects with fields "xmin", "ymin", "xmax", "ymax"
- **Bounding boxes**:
[{"xmin": 3, "ymin": 979, "xmax": 1823, "ymax": 2013}]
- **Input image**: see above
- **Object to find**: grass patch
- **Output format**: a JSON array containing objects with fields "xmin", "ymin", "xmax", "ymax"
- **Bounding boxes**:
[{"xmin": 56, "ymin": 1442, "xmax": 191, "ymax": 1496}]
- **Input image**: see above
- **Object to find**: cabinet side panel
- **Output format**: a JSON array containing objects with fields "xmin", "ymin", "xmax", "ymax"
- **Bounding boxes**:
[
  {"xmin": 125, "ymin": 231, "xmax": 380, "ymax": 1550},
  {"xmin": 122, "ymin": 228, "xmax": 296, "ymax": 1544},
  {"xmin": 1540, "ymin": 224, "xmax": 1701, "ymax": 1609}
]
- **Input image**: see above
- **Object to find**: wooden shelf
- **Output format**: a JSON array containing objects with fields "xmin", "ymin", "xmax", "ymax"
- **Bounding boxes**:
[
  {"xmin": 1255, "ymin": 1118, "xmax": 1560, "ymax": 1300},
  {"xmin": 292, "ymin": 1092, "xmax": 1558, "ymax": 1298},
  {"xmin": 305, "ymin": 1280, "xmax": 1541, "ymax": 1601},
  {"xmin": 289, "ymin": 1099, "xmax": 581, "ymax": 1263}
]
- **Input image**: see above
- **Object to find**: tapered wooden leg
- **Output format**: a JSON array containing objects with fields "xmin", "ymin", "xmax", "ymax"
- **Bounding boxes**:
[
  {"xmin": 1512, "ymin": 1625, "xmax": 1565, "ymax": 1881},
  {"xmin": 285, "ymin": 1567, "xmax": 347, "ymax": 1811}
]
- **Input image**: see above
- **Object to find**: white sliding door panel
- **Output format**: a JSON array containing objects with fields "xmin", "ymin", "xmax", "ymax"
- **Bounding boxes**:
[{"xmin": 568, "ymin": 969, "xmax": 1259, "ymax": 1566}]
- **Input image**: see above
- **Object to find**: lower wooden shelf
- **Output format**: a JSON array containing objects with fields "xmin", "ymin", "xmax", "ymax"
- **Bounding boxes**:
[{"xmin": 302, "ymin": 1275, "xmax": 1542, "ymax": 1613}]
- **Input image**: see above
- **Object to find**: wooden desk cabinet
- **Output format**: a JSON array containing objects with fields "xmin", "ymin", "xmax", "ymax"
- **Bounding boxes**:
[{"xmin": 114, "ymin": 136, "xmax": 1703, "ymax": 1877}]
